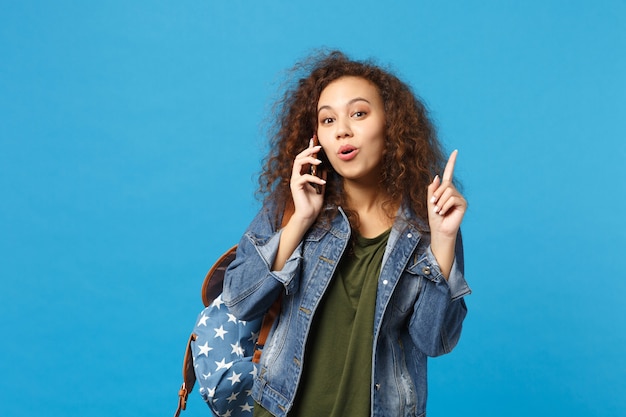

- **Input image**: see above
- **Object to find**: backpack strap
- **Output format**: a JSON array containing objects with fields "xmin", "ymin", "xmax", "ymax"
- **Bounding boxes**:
[
  {"xmin": 253, "ymin": 298, "xmax": 281, "ymax": 363},
  {"xmin": 175, "ymin": 333, "xmax": 198, "ymax": 417}
]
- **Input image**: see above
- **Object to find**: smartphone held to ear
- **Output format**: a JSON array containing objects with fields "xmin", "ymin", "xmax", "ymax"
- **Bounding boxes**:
[{"xmin": 310, "ymin": 134, "xmax": 324, "ymax": 194}]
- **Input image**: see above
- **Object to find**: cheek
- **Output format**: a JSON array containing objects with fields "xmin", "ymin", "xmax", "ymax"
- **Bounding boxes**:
[
  {"xmin": 374, "ymin": 125, "xmax": 387, "ymax": 150},
  {"xmin": 316, "ymin": 132, "xmax": 332, "ymax": 151}
]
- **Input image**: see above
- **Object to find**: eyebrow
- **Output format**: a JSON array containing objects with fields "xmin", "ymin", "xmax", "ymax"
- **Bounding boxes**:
[{"xmin": 317, "ymin": 97, "xmax": 371, "ymax": 114}]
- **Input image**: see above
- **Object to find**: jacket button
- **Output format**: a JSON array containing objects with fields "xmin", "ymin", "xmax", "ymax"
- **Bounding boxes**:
[
  {"xmin": 375, "ymin": 383, "xmax": 381, "ymax": 390},
  {"xmin": 407, "ymin": 233, "xmax": 413, "ymax": 239},
  {"xmin": 382, "ymin": 280, "xmax": 388, "ymax": 285},
  {"xmin": 422, "ymin": 266, "xmax": 431, "ymax": 275}
]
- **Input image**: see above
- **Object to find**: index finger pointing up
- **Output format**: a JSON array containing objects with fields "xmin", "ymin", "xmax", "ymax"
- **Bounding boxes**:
[{"xmin": 442, "ymin": 149, "xmax": 458, "ymax": 182}]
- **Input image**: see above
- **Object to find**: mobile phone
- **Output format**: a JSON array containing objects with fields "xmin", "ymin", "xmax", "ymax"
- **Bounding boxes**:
[{"xmin": 310, "ymin": 134, "xmax": 323, "ymax": 194}]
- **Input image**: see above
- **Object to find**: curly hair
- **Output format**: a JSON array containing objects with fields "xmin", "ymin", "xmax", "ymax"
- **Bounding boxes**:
[{"xmin": 259, "ymin": 50, "xmax": 447, "ymax": 231}]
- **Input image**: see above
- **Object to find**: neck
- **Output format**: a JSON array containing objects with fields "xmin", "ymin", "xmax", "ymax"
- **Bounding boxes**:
[
  {"xmin": 343, "ymin": 180, "xmax": 397, "ymax": 238},
  {"xmin": 344, "ymin": 180, "xmax": 385, "ymax": 211}
]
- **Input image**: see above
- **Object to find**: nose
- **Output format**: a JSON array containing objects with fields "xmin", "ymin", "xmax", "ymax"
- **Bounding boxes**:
[{"xmin": 335, "ymin": 117, "xmax": 352, "ymax": 139}]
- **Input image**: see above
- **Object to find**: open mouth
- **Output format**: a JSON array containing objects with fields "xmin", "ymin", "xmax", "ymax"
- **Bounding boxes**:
[
  {"xmin": 337, "ymin": 145, "xmax": 358, "ymax": 161},
  {"xmin": 338, "ymin": 145, "xmax": 357, "ymax": 155}
]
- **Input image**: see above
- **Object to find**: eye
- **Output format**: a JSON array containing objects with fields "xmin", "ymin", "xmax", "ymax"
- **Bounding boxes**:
[
  {"xmin": 320, "ymin": 117, "xmax": 334, "ymax": 125},
  {"xmin": 352, "ymin": 111, "xmax": 367, "ymax": 118}
]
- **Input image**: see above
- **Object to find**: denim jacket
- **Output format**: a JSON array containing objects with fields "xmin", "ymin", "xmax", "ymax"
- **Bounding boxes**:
[{"xmin": 223, "ymin": 202, "xmax": 470, "ymax": 417}]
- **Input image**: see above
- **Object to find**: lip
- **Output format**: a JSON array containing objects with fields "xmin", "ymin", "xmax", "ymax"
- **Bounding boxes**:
[{"xmin": 337, "ymin": 144, "xmax": 358, "ymax": 161}]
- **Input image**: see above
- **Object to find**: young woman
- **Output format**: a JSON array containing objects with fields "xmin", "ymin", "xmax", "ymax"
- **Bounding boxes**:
[{"xmin": 223, "ymin": 50, "xmax": 471, "ymax": 417}]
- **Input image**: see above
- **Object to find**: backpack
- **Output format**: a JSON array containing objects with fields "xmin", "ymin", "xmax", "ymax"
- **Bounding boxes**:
[{"xmin": 174, "ymin": 245, "xmax": 280, "ymax": 417}]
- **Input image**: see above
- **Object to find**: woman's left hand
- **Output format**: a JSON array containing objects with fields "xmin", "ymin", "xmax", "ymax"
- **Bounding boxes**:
[
  {"xmin": 427, "ymin": 150, "xmax": 467, "ymax": 278},
  {"xmin": 427, "ymin": 150, "xmax": 467, "ymax": 238}
]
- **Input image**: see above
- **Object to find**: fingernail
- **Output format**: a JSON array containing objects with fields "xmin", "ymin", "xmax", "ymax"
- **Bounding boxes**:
[
  {"xmin": 430, "ymin": 196, "xmax": 437, "ymax": 204},
  {"xmin": 309, "ymin": 138, "xmax": 314, "ymax": 147},
  {"xmin": 433, "ymin": 205, "xmax": 439, "ymax": 213},
  {"xmin": 433, "ymin": 175, "xmax": 439, "ymax": 183}
]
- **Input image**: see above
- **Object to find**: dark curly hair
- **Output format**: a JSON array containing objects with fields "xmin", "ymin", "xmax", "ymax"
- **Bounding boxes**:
[{"xmin": 259, "ymin": 50, "xmax": 447, "ymax": 231}]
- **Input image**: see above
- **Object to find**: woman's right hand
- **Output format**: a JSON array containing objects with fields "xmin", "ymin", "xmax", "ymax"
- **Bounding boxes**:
[
  {"xmin": 272, "ymin": 139, "xmax": 326, "ymax": 271},
  {"xmin": 289, "ymin": 138, "xmax": 326, "ymax": 227}
]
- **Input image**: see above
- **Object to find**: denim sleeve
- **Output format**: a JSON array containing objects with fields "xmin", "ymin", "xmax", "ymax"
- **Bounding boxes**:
[
  {"xmin": 222, "ymin": 205, "xmax": 303, "ymax": 321},
  {"xmin": 408, "ymin": 232, "xmax": 471, "ymax": 357}
]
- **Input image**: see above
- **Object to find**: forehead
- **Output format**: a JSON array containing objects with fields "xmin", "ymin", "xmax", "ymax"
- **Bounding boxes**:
[{"xmin": 317, "ymin": 76, "xmax": 382, "ymax": 108}]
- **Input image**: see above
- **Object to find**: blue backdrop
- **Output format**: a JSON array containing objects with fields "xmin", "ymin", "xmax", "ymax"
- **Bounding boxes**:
[{"xmin": 1, "ymin": 1, "xmax": 624, "ymax": 416}]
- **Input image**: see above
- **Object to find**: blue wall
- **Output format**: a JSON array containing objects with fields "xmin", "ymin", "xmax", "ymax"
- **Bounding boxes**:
[{"xmin": 1, "ymin": 1, "xmax": 624, "ymax": 416}]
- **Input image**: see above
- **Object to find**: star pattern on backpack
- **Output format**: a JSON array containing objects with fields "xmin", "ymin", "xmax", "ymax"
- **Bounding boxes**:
[{"xmin": 191, "ymin": 295, "xmax": 263, "ymax": 416}]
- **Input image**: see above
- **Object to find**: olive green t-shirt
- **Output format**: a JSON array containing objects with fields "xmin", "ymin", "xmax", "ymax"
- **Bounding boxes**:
[{"xmin": 255, "ymin": 229, "xmax": 390, "ymax": 417}]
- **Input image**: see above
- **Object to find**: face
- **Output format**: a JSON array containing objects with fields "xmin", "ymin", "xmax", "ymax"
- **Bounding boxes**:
[{"xmin": 316, "ymin": 76, "xmax": 386, "ymax": 185}]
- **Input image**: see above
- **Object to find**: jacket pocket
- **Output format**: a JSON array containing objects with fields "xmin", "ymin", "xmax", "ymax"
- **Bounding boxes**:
[{"xmin": 390, "ymin": 269, "xmax": 423, "ymax": 314}]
